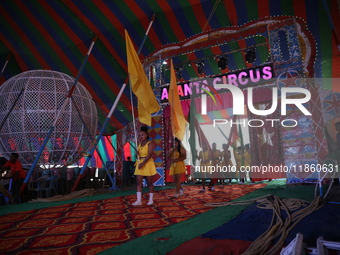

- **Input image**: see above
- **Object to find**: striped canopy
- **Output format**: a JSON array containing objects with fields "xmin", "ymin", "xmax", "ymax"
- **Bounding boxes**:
[{"xmin": 0, "ymin": 0, "xmax": 339, "ymax": 133}]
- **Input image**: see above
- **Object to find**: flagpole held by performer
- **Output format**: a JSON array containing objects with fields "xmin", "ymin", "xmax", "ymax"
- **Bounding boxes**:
[
  {"xmin": 133, "ymin": 126, "xmax": 157, "ymax": 206},
  {"xmin": 168, "ymin": 137, "xmax": 186, "ymax": 197}
]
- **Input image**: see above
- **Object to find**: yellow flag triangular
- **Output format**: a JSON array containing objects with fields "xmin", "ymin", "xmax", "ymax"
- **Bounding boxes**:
[
  {"xmin": 169, "ymin": 59, "xmax": 186, "ymax": 140},
  {"xmin": 125, "ymin": 30, "xmax": 160, "ymax": 126}
]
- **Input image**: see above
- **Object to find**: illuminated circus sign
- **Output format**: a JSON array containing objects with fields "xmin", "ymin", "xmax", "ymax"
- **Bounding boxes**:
[{"xmin": 160, "ymin": 64, "xmax": 274, "ymax": 103}]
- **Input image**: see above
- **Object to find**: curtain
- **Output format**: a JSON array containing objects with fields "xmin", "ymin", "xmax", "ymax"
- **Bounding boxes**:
[{"xmin": 248, "ymin": 102, "xmax": 285, "ymax": 180}]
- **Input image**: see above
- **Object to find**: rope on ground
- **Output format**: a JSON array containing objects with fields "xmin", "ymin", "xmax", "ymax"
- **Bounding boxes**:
[
  {"xmin": 204, "ymin": 194, "xmax": 273, "ymax": 207},
  {"xmin": 29, "ymin": 189, "xmax": 100, "ymax": 202},
  {"xmin": 243, "ymin": 195, "xmax": 323, "ymax": 255},
  {"xmin": 206, "ymin": 195, "xmax": 323, "ymax": 255},
  {"xmin": 28, "ymin": 170, "xmax": 116, "ymax": 203}
]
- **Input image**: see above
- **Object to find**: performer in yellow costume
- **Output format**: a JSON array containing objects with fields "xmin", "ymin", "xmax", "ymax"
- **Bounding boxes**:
[
  {"xmin": 133, "ymin": 126, "xmax": 156, "ymax": 206},
  {"xmin": 243, "ymin": 144, "xmax": 252, "ymax": 182},
  {"xmin": 234, "ymin": 146, "xmax": 246, "ymax": 183},
  {"xmin": 221, "ymin": 143, "xmax": 235, "ymax": 184},
  {"xmin": 168, "ymin": 137, "xmax": 186, "ymax": 197},
  {"xmin": 234, "ymin": 144, "xmax": 251, "ymax": 184},
  {"xmin": 210, "ymin": 142, "xmax": 221, "ymax": 190},
  {"xmin": 197, "ymin": 143, "xmax": 212, "ymax": 192}
]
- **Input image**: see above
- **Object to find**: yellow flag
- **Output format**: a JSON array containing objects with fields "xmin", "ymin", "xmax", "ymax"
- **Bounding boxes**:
[
  {"xmin": 169, "ymin": 59, "xmax": 186, "ymax": 140},
  {"xmin": 125, "ymin": 30, "xmax": 160, "ymax": 126}
]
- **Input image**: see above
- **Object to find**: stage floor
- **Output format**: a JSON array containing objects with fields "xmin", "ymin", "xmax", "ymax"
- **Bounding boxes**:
[{"xmin": 0, "ymin": 180, "xmax": 330, "ymax": 255}]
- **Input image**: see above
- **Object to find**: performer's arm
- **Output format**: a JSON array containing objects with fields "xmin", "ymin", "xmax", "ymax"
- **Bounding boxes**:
[{"xmin": 174, "ymin": 148, "xmax": 187, "ymax": 163}]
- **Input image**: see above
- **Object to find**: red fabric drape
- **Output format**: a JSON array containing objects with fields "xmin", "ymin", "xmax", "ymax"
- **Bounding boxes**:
[{"xmin": 248, "ymin": 102, "xmax": 285, "ymax": 180}]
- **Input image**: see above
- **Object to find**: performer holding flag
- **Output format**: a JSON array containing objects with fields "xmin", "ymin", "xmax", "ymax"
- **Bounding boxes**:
[{"xmin": 125, "ymin": 30, "xmax": 160, "ymax": 206}]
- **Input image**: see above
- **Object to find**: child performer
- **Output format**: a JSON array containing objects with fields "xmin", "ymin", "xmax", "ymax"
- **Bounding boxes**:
[
  {"xmin": 168, "ymin": 137, "xmax": 186, "ymax": 197},
  {"xmin": 133, "ymin": 126, "xmax": 156, "ymax": 206}
]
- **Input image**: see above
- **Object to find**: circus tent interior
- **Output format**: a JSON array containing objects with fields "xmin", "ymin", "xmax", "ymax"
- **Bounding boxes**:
[{"xmin": 1, "ymin": 0, "xmax": 340, "ymax": 254}]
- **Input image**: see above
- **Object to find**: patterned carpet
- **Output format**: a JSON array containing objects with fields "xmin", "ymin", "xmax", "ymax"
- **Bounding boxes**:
[{"xmin": 0, "ymin": 184, "xmax": 265, "ymax": 255}]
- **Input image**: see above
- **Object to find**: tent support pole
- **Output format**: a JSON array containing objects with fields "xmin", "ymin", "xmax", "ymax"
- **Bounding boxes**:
[
  {"xmin": 71, "ymin": 83, "xmax": 127, "ymax": 192},
  {"xmin": 70, "ymin": 96, "xmax": 114, "ymax": 185},
  {"xmin": 0, "ymin": 53, "xmax": 12, "ymax": 79}
]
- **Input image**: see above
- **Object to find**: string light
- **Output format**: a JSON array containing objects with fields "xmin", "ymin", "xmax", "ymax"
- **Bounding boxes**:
[
  {"xmin": 217, "ymin": 55, "xmax": 228, "ymax": 70},
  {"xmin": 195, "ymin": 60, "xmax": 205, "ymax": 75},
  {"xmin": 245, "ymin": 48, "xmax": 257, "ymax": 63},
  {"xmin": 174, "ymin": 65, "xmax": 183, "ymax": 80}
]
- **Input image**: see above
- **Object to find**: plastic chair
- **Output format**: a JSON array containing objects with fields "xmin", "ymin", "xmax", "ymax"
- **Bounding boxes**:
[
  {"xmin": 41, "ymin": 170, "xmax": 51, "ymax": 177},
  {"xmin": 30, "ymin": 175, "xmax": 59, "ymax": 198},
  {"xmin": 44, "ymin": 175, "xmax": 59, "ymax": 197},
  {"xmin": 78, "ymin": 167, "xmax": 90, "ymax": 189},
  {"xmin": 29, "ymin": 176, "xmax": 47, "ymax": 198},
  {"xmin": 58, "ymin": 167, "xmax": 68, "ymax": 195},
  {"xmin": 73, "ymin": 167, "xmax": 80, "ymax": 181},
  {"xmin": 83, "ymin": 167, "xmax": 96, "ymax": 189},
  {"xmin": 92, "ymin": 168, "xmax": 106, "ymax": 189},
  {"xmin": 82, "ymin": 167, "xmax": 96, "ymax": 189},
  {"xmin": 0, "ymin": 179, "xmax": 13, "ymax": 205}
]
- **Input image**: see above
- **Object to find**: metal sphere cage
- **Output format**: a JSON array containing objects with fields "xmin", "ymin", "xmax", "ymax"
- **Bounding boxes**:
[{"xmin": 0, "ymin": 70, "xmax": 98, "ymax": 168}]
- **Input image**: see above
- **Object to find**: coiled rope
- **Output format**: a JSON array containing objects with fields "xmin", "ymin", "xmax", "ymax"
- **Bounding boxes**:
[{"xmin": 205, "ymin": 195, "xmax": 323, "ymax": 255}]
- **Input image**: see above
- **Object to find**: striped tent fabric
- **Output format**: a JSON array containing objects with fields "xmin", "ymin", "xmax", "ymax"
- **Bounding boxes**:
[
  {"xmin": 76, "ymin": 136, "xmax": 115, "ymax": 168},
  {"xmin": 0, "ymin": 0, "xmax": 339, "ymax": 132}
]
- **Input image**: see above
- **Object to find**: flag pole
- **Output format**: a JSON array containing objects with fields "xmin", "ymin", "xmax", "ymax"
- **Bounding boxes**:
[
  {"xmin": 138, "ymin": 14, "xmax": 155, "ymax": 54},
  {"xmin": 70, "ymin": 96, "xmax": 111, "ymax": 174},
  {"xmin": 129, "ymin": 14, "xmax": 156, "ymax": 164},
  {"xmin": 71, "ymin": 83, "xmax": 126, "ymax": 192},
  {"xmin": 0, "ymin": 53, "xmax": 12, "ymax": 79},
  {"xmin": 170, "ymin": 60, "xmax": 176, "ymax": 167},
  {"xmin": 129, "ymin": 76, "xmax": 139, "ymax": 163},
  {"xmin": 71, "ymin": 15, "xmax": 156, "ymax": 192},
  {"xmin": 20, "ymin": 36, "xmax": 97, "ymax": 195}
]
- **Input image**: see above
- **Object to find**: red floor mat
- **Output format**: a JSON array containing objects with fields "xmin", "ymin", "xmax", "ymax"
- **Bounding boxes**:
[{"xmin": 0, "ymin": 184, "xmax": 265, "ymax": 255}]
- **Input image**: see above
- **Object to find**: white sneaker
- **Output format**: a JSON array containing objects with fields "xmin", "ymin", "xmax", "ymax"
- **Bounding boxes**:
[
  {"xmin": 174, "ymin": 193, "xmax": 179, "ymax": 198},
  {"xmin": 211, "ymin": 186, "xmax": 215, "ymax": 191},
  {"xmin": 179, "ymin": 188, "xmax": 184, "ymax": 196},
  {"xmin": 132, "ymin": 201, "xmax": 142, "ymax": 206},
  {"xmin": 147, "ymin": 200, "xmax": 154, "ymax": 205},
  {"xmin": 199, "ymin": 188, "xmax": 206, "ymax": 192}
]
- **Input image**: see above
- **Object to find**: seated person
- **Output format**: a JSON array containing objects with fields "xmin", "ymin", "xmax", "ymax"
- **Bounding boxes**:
[
  {"xmin": 1, "ymin": 153, "xmax": 26, "ymax": 203},
  {"xmin": 0, "ymin": 154, "xmax": 7, "ymax": 168}
]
